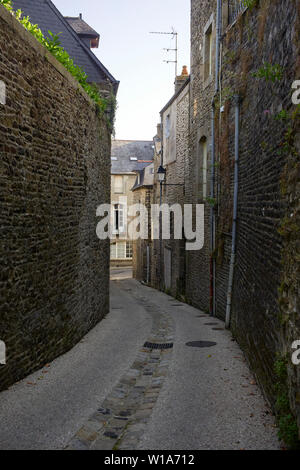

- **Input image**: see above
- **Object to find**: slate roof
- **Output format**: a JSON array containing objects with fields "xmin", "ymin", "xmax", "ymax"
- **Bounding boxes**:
[
  {"xmin": 111, "ymin": 140, "xmax": 154, "ymax": 175},
  {"xmin": 132, "ymin": 163, "xmax": 154, "ymax": 191},
  {"xmin": 12, "ymin": 0, "xmax": 119, "ymax": 92},
  {"xmin": 65, "ymin": 16, "xmax": 99, "ymax": 37}
]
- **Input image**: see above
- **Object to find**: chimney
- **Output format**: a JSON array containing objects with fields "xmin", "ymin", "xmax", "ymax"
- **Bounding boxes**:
[
  {"xmin": 175, "ymin": 65, "xmax": 189, "ymax": 94},
  {"xmin": 79, "ymin": 13, "xmax": 82, "ymax": 19}
]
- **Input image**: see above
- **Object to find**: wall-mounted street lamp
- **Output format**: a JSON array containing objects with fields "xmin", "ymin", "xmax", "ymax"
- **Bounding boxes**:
[
  {"xmin": 157, "ymin": 165, "xmax": 184, "ymax": 187},
  {"xmin": 157, "ymin": 165, "xmax": 167, "ymax": 183},
  {"xmin": 157, "ymin": 164, "xmax": 184, "ymax": 291}
]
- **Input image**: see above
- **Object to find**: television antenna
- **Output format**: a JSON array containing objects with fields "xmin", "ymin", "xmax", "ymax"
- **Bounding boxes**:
[{"xmin": 149, "ymin": 28, "xmax": 178, "ymax": 77}]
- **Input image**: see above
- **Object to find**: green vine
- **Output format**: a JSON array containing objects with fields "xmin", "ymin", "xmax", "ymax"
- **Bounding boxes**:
[
  {"xmin": 252, "ymin": 62, "xmax": 284, "ymax": 83},
  {"xmin": 274, "ymin": 355, "xmax": 300, "ymax": 449},
  {"xmin": 0, "ymin": 0, "xmax": 108, "ymax": 112},
  {"xmin": 205, "ymin": 197, "xmax": 217, "ymax": 207},
  {"xmin": 240, "ymin": 0, "xmax": 259, "ymax": 9}
]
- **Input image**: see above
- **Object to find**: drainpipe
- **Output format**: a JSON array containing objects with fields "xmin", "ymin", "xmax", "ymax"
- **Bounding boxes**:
[
  {"xmin": 159, "ymin": 114, "xmax": 164, "ymax": 290},
  {"xmin": 225, "ymin": 95, "xmax": 240, "ymax": 329},
  {"xmin": 210, "ymin": 100, "xmax": 216, "ymax": 317},
  {"xmin": 210, "ymin": 0, "xmax": 222, "ymax": 316},
  {"xmin": 215, "ymin": 0, "xmax": 222, "ymax": 95}
]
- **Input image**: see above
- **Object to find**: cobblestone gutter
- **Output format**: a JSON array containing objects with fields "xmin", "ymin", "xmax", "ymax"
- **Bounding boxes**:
[{"xmin": 66, "ymin": 294, "xmax": 174, "ymax": 451}]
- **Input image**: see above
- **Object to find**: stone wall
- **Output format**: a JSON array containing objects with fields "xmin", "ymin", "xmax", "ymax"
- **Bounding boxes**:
[
  {"xmin": 132, "ymin": 186, "xmax": 152, "ymax": 282},
  {"xmin": 189, "ymin": 0, "xmax": 300, "ymax": 437},
  {"xmin": 219, "ymin": 0, "xmax": 299, "ymax": 410},
  {"xmin": 0, "ymin": 5, "xmax": 111, "ymax": 391},
  {"xmin": 148, "ymin": 81, "xmax": 190, "ymax": 296},
  {"xmin": 186, "ymin": 0, "xmax": 217, "ymax": 313}
]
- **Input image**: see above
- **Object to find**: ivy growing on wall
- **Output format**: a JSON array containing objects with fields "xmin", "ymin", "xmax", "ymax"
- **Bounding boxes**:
[
  {"xmin": 274, "ymin": 355, "xmax": 300, "ymax": 449},
  {"xmin": 0, "ymin": 0, "xmax": 108, "ymax": 112}
]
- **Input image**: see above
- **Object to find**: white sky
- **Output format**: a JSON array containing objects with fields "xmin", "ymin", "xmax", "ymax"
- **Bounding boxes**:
[{"xmin": 53, "ymin": 0, "xmax": 191, "ymax": 141}]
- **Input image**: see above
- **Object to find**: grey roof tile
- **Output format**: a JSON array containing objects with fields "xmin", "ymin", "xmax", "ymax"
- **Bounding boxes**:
[
  {"xmin": 64, "ymin": 16, "xmax": 99, "ymax": 37},
  {"xmin": 111, "ymin": 140, "xmax": 154, "ymax": 174}
]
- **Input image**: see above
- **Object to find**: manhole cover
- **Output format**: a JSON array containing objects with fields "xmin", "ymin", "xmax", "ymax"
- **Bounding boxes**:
[
  {"xmin": 212, "ymin": 328, "xmax": 225, "ymax": 331},
  {"xmin": 196, "ymin": 315, "xmax": 208, "ymax": 318},
  {"xmin": 204, "ymin": 323, "xmax": 218, "ymax": 326},
  {"xmin": 144, "ymin": 342, "xmax": 173, "ymax": 350},
  {"xmin": 186, "ymin": 341, "xmax": 217, "ymax": 348}
]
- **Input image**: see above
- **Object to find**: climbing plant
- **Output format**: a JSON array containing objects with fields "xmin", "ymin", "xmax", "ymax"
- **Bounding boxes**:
[
  {"xmin": 252, "ymin": 62, "xmax": 284, "ymax": 83},
  {"xmin": 274, "ymin": 355, "xmax": 300, "ymax": 449}
]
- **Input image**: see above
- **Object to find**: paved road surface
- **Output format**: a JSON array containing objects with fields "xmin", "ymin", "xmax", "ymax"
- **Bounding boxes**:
[
  {"xmin": 0, "ymin": 279, "xmax": 279, "ymax": 450},
  {"xmin": 110, "ymin": 266, "xmax": 133, "ymax": 280}
]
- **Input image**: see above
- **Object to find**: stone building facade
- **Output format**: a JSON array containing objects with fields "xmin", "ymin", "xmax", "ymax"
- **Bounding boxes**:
[
  {"xmin": 141, "ymin": 70, "xmax": 190, "ymax": 296},
  {"xmin": 189, "ymin": 0, "xmax": 300, "ymax": 441},
  {"xmin": 110, "ymin": 140, "xmax": 154, "ymax": 267},
  {"xmin": 0, "ymin": 5, "xmax": 111, "ymax": 390},
  {"xmin": 131, "ymin": 163, "xmax": 154, "ymax": 282},
  {"xmin": 134, "ymin": 0, "xmax": 300, "ymax": 443}
]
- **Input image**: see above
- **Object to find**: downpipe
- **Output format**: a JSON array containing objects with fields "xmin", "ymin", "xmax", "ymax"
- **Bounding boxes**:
[
  {"xmin": 159, "ymin": 114, "xmax": 164, "ymax": 291},
  {"xmin": 225, "ymin": 95, "xmax": 240, "ymax": 329},
  {"xmin": 210, "ymin": 0, "xmax": 222, "ymax": 316},
  {"xmin": 210, "ymin": 100, "xmax": 216, "ymax": 317}
]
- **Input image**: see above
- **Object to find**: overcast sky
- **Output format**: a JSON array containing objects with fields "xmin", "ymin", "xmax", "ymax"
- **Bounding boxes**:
[{"xmin": 53, "ymin": 0, "xmax": 191, "ymax": 141}]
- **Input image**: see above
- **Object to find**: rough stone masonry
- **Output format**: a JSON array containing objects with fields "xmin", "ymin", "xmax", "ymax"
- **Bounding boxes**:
[{"xmin": 0, "ymin": 5, "xmax": 111, "ymax": 391}]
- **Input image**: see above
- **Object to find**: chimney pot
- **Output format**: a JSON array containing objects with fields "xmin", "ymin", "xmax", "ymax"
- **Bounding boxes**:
[
  {"xmin": 181, "ymin": 65, "xmax": 188, "ymax": 76},
  {"xmin": 174, "ymin": 65, "xmax": 189, "ymax": 93}
]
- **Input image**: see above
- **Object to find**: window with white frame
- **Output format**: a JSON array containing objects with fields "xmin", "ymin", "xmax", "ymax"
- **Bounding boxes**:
[
  {"xmin": 114, "ymin": 175, "xmax": 124, "ymax": 194},
  {"xmin": 110, "ymin": 241, "xmax": 133, "ymax": 259},
  {"xmin": 126, "ymin": 242, "xmax": 133, "ymax": 259},
  {"xmin": 113, "ymin": 204, "xmax": 125, "ymax": 233}
]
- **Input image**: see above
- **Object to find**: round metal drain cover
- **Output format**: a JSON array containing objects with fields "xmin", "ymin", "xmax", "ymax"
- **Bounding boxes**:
[
  {"xmin": 204, "ymin": 323, "xmax": 218, "ymax": 326},
  {"xmin": 144, "ymin": 342, "xmax": 173, "ymax": 350},
  {"xmin": 186, "ymin": 341, "xmax": 217, "ymax": 348},
  {"xmin": 212, "ymin": 328, "xmax": 225, "ymax": 331}
]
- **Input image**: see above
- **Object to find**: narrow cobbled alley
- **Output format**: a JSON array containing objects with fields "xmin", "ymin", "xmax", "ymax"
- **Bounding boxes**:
[{"xmin": 0, "ymin": 274, "xmax": 279, "ymax": 450}]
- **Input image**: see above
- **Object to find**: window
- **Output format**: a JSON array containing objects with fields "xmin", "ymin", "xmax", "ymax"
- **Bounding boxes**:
[
  {"xmin": 204, "ymin": 24, "xmax": 213, "ymax": 80},
  {"xmin": 199, "ymin": 137, "xmax": 208, "ymax": 199},
  {"xmin": 110, "ymin": 241, "xmax": 133, "ymax": 259},
  {"xmin": 126, "ymin": 242, "xmax": 133, "ymax": 259},
  {"xmin": 110, "ymin": 242, "xmax": 117, "ymax": 259},
  {"xmin": 114, "ymin": 175, "xmax": 124, "ymax": 194},
  {"xmin": 202, "ymin": 138, "xmax": 208, "ymax": 199},
  {"xmin": 113, "ymin": 204, "xmax": 125, "ymax": 233},
  {"xmin": 165, "ymin": 114, "xmax": 171, "ymax": 138}
]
